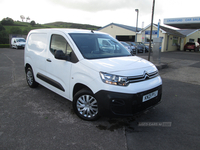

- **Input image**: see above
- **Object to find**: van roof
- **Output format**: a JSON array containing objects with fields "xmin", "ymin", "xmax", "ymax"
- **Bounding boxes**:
[{"xmin": 29, "ymin": 28, "xmax": 106, "ymax": 35}]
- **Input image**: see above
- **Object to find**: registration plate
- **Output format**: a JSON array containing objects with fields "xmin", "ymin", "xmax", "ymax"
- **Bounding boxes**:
[{"xmin": 142, "ymin": 90, "xmax": 158, "ymax": 102}]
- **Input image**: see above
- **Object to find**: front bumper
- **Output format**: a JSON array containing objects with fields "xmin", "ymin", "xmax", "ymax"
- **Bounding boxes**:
[
  {"xmin": 95, "ymin": 85, "xmax": 162, "ymax": 118},
  {"xmin": 186, "ymin": 47, "xmax": 195, "ymax": 50},
  {"xmin": 17, "ymin": 45, "xmax": 25, "ymax": 49}
]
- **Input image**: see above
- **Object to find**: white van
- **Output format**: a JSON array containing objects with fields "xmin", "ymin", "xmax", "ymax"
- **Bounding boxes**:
[
  {"xmin": 11, "ymin": 37, "xmax": 26, "ymax": 49},
  {"xmin": 24, "ymin": 29, "xmax": 162, "ymax": 121}
]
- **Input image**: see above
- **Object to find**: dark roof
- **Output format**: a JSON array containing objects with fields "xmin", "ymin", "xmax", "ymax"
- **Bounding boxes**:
[
  {"xmin": 177, "ymin": 29, "xmax": 198, "ymax": 36},
  {"xmin": 97, "ymin": 23, "xmax": 141, "ymax": 32},
  {"xmin": 154, "ymin": 24, "xmax": 185, "ymax": 37}
]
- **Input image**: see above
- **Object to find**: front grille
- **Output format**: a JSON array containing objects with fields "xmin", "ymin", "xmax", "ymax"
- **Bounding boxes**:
[{"xmin": 127, "ymin": 71, "xmax": 158, "ymax": 83}]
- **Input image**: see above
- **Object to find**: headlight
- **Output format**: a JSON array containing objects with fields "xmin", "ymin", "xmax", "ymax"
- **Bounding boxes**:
[{"xmin": 100, "ymin": 72, "xmax": 129, "ymax": 86}]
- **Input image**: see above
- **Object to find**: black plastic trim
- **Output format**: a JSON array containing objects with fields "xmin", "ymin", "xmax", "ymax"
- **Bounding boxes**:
[
  {"xmin": 95, "ymin": 85, "xmax": 162, "ymax": 118},
  {"xmin": 37, "ymin": 73, "xmax": 65, "ymax": 92},
  {"xmin": 70, "ymin": 50, "xmax": 79, "ymax": 63}
]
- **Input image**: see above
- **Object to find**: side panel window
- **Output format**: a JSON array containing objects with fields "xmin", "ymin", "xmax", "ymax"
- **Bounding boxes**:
[
  {"xmin": 28, "ymin": 33, "xmax": 47, "ymax": 52},
  {"xmin": 50, "ymin": 34, "xmax": 72, "ymax": 55}
]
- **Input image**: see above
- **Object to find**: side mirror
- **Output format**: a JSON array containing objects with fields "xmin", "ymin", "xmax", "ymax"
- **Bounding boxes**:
[{"xmin": 55, "ymin": 50, "xmax": 70, "ymax": 61}]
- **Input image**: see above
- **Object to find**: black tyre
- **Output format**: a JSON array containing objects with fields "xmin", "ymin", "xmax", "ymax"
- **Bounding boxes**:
[
  {"xmin": 73, "ymin": 89, "xmax": 100, "ymax": 121},
  {"xmin": 26, "ymin": 67, "xmax": 38, "ymax": 88}
]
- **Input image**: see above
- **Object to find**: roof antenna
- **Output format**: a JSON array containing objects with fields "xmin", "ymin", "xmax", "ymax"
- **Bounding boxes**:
[{"xmin": 91, "ymin": 30, "xmax": 94, "ymax": 33}]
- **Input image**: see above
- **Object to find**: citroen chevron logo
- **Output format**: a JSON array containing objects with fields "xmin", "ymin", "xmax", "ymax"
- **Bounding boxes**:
[{"xmin": 143, "ymin": 71, "xmax": 150, "ymax": 79}]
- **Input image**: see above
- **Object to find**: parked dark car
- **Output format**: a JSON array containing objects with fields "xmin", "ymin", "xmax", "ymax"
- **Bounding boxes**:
[
  {"xmin": 120, "ymin": 41, "xmax": 133, "ymax": 54},
  {"xmin": 136, "ymin": 42, "xmax": 151, "ymax": 52},
  {"xmin": 133, "ymin": 42, "xmax": 145, "ymax": 53},
  {"xmin": 126, "ymin": 42, "xmax": 137, "ymax": 54},
  {"xmin": 184, "ymin": 42, "xmax": 199, "ymax": 52}
]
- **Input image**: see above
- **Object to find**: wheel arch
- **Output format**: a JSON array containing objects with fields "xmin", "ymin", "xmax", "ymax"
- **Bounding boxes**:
[
  {"xmin": 25, "ymin": 63, "xmax": 32, "ymax": 72},
  {"xmin": 73, "ymin": 83, "xmax": 93, "ymax": 98}
]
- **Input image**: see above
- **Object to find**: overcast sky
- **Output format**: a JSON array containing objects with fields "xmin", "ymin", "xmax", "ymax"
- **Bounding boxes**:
[{"xmin": 0, "ymin": 0, "xmax": 199, "ymax": 28}]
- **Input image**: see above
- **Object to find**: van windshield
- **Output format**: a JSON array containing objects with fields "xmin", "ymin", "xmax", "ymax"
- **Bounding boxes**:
[
  {"xmin": 16, "ymin": 39, "xmax": 26, "ymax": 42},
  {"xmin": 69, "ymin": 33, "xmax": 131, "ymax": 59}
]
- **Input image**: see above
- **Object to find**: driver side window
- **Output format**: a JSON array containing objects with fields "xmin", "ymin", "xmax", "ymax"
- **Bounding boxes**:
[{"xmin": 50, "ymin": 34, "xmax": 72, "ymax": 55}]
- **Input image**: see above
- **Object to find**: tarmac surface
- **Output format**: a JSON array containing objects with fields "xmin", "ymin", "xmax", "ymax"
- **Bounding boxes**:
[{"xmin": 0, "ymin": 48, "xmax": 200, "ymax": 150}]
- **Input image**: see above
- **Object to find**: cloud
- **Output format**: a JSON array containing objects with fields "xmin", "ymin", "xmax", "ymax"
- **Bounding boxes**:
[{"xmin": 48, "ymin": 0, "xmax": 160, "ymax": 15}]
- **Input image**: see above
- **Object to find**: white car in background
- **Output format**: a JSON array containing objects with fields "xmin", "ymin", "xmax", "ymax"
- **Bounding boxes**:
[{"xmin": 11, "ymin": 38, "xmax": 26, "ymax": 49}]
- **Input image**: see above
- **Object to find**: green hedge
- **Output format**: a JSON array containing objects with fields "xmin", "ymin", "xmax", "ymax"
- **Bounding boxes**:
[{"xmin": 0, "ymin": 44, "xmax": 10, "ymax": 48}]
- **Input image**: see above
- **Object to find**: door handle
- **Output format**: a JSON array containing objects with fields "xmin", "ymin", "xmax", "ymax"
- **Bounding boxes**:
[{"xmin": 46, "ymin": 58, "xmax": 51, "ymax": 62}]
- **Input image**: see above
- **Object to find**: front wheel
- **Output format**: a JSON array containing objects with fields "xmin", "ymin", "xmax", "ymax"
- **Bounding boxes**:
[
  {"xmin": 73, "ymin": 89, "xmax": 100, "ymax": 121},
  {"xmin": 26, "ymin": 67, "xmax": 38, "ymax": 88}
]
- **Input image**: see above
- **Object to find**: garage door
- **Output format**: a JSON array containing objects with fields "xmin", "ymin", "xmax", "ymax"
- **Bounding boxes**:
[{"xmin": 116, "ymin": 35, "xmax": 135, "ymax": 42}]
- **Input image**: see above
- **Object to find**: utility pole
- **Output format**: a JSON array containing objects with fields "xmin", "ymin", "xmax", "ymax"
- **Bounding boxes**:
[
  {"xmin": 148, "ymin": 0, "xmax": 155, "ymax": 61},
  {"xmin": 135, "ymin": 9, "xmax": 139, "ymax": 42}
]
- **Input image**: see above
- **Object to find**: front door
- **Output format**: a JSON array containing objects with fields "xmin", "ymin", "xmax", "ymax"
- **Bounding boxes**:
[{"xmin": 45, "ymin": 32, "xmax": 73, "ymax": 100}]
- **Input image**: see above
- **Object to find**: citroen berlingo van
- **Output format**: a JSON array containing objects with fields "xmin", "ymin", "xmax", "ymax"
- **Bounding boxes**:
[
  {"xmin": 24, "ymin": 29, "xmax": 162, "ymax": 121},
  {"xmin": 11, "ymin": 37, "xmax": 26, "ymax": 49}
]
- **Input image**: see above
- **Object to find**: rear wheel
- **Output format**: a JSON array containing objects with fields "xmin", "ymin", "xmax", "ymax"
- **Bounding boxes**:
[
  {"xmin": 26, "ymin": 67, "xmax": 38, "ymax": 88},
  {"xmin": 73, "ymin": 89, "xmax": 100, "ymax": 121}
]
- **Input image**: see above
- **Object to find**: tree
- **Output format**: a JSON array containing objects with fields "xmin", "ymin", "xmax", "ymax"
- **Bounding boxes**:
[
  {"xmin": 0, "ymin": 30, "xmax": 9, "ymax": 44},
  {"xmin": 10, "ymin": 27, "xmax": 22, "ymax": 34},
  {"xmin": 20, "ymin": 15, "xmax": 25, "ymax": 22},
  {"xmin": 1, "ymin": 17, "xmax": 14, "ymax": 25},
  {"xmin": 26, "ymin": 16, "xmax": 30, "ymax": 22},
  {"xmin": 0, "ymin": 24, "xmax": 5, "ymax": 31},
  {"xmin": 22, "ymin": 28, "xmax": 30, "ymax": 35},
  {"xmin": 30, "ymin": 20, "xmax": 36, "ymax": 26}
]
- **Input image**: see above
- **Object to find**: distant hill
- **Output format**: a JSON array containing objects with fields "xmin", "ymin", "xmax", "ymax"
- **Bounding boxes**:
[
  {"xmin": 1, "ymin": 21, "xmax": 101, "ymax": 31},
  {"xmin": 43, "ymin": 21, "xmax": 101, "ymax": 30},
  {"xmin": 0, "ymin": 20, "xmax": 102, "ymax": 44}
]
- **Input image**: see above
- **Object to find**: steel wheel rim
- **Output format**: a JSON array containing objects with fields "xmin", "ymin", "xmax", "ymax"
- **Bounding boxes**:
[
  {"xmin": 27, "ymin": 70, "xmax": 33, "ymax": 85},
  {"xmin": 77, "ymin": 95, "xmax": 98, "ymax": 118}
]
